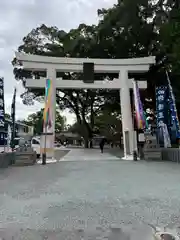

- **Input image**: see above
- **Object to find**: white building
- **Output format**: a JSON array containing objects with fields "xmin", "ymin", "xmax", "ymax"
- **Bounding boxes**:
[{"xmin": 5, "ymin": 119, "xmax": 34, "ymax": 141}]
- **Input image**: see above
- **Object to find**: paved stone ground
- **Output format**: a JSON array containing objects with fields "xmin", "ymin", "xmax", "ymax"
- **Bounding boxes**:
[
  {"xmin": 37, "ymin": 149, "xmax": 70, "ymax": 164},
  {"xmin": 105, "ymin": 147, "xmax": 124, "ymax": 159},
  {"xmin": 60, "ymin": 148, "xmax": 120, "ymax": 161},
  {"xmin": 0, "ymin": 149, "xmax": 179, "ymax": 238}
]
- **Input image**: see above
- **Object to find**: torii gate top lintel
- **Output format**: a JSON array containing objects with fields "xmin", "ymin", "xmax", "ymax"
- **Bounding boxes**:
[
  {"xmin": 15, "ymin": 52, "xmax": 155, "ymax": 65},
  {"xmin": 15, "ymin": 52, "xmax": 155, "ymax": 73}
]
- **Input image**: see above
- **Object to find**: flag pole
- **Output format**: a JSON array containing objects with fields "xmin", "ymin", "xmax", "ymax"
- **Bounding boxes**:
[
  {"xmin": 11, "ymin": 87, "xmax": 16, "ymax": 152},
  {"xmin": 132, "ymin": 80, "xmax": 138, "ymax": 161},
  {"xmin": 42, "ymin": 104, "xmax": 47, "ymax": 165},
  {"xmin": 42, "ymin": 123, "xmax": 47, "ymax": 165}
]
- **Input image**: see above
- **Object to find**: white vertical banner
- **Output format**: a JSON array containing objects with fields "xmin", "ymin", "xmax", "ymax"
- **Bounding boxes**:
[{"xmin": 7, "ymin": 124, "xmax": 11, "ymax": 151}]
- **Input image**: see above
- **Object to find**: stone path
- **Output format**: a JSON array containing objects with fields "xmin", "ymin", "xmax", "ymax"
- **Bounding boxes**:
[
  {"xmin": 37, "ymin": 148, "xmax": 118, "ymax": 163},
  {"xmin": 37, "ymin": 149, "xmax": 70, "ymax": 164},
  {"xmin": 60, "ymin": 148, "xmax": 120, "ymax": 161}
]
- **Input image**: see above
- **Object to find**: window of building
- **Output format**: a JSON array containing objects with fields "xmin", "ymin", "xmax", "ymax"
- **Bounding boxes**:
[{"xmin": 32, "ymin": 139, "xmax": 40, "ymax": 145}]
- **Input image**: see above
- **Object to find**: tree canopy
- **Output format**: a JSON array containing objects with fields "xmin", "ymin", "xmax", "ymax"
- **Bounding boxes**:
[{"xmin": 12, "ymin": 0, "xmax": 180, "ymax": 146}]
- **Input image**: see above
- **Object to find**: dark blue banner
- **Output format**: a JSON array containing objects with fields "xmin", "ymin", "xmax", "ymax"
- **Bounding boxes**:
[
  {"xmin": 168, "ymin": 88, "xmax": 180, "ymax": 139},
  {"xmin": 156, "ymin": 86, "xmax": 168, "ymax": 125},
  {"xmin": 165, "ymin": 71, "xmax": 180, "ymax": 143},
  {"xmin": 0, "ymin": 78, "xmax": 5, "ymax": 146},
  {"xmin": 156, "ymin": 86, "xmax": 169, "ymax": 146}
]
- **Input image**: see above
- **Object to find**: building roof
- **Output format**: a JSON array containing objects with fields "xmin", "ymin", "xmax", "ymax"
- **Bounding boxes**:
[
  {"xmin": 56, "ymin": 132, "xmax": 80, "ymax": 139},
  {"xmin": 5, "ymin": 118, "xmax": 33, "ymax": 128}
]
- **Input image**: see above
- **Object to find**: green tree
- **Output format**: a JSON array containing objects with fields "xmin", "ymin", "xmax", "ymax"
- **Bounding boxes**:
[
  {"xmin": 5, "ymin": 113, "xmax": 11, "ymax": 119},
  {"xmin": 25, "ymin": 108, "xmax": 66, "ymax": 135},
  {"xmin": 12, "ymin": 24, "xmax": 115, "ymax": 147},
  {"xmin": 69, "ymin": 108, "xmax": 122, "ymax": 143},
  {"xmin": 12, "ymin": 0, "xmax": 180, "ymax": 146},
  {"xmin": 94, "ymin": 109, "xmax": 122, "ymax": 143}
]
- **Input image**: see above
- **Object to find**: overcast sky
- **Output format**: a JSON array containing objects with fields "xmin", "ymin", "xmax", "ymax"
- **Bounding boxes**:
[{"xmin": 0, "ymin": 0, "xmax": 116, "ymax": 124}]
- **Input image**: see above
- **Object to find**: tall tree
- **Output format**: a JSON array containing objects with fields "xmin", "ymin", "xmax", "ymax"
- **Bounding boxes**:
[
  {"xmin": 12, "ymin": 24, "xmax": 118, "ymax": 147},
  {"xmin": 12, "ymin": 0, "xmax": 180, "ymax": 145}
]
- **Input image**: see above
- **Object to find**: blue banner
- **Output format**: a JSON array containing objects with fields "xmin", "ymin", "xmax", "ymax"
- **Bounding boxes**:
[
  {"xmin": 0, "ymin": 78, "xmax": 5, "ymax": 146},
  {"xmin": 166, "ymin": 71, "xmax": 180, "ymax": 139},
  {"xmin": 156, "ymin": 86, "xmax": 169, "ymax": 146},
  {"xmin": 156, "ymin": 86, "xmax": 168, "ymax": 126}
]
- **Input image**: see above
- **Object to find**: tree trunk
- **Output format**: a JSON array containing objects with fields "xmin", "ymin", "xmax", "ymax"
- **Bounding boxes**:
[
  {"xmin": 90, "ymin": 101, "xmax": 94, "ymax": 148},
  {"xmin": 82, "ymin": 114, "xmax": 93, "ymax": 149},
  {"xmin": 89, "ymin": 139, "xmax": 93, "ymax": 148},
  {"xmin": 84, "ymin": 138, "xmax": 89, "ymax": 148}
]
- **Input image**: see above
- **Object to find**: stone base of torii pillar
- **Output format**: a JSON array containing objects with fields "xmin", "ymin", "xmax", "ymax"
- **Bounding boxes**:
[{"xmin": 122, "ymin": 155, "xmax": 140, "ymax": 161}]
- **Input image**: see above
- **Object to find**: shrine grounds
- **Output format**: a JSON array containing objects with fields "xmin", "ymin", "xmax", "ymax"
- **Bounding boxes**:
[{"xmin": 0, "ymin": 148, "xmax": 179, "ymax": 239}]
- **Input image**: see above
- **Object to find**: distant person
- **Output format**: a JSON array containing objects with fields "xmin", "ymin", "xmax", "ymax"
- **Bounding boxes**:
[{"xmin": 99, "ymin": 138, "xmax": 105, "ymax": 153}]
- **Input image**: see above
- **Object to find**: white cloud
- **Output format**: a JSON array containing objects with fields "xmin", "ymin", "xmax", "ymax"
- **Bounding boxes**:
[{"xmin": 0, "ymin": 0, "xmax": 116, "ymax": 125}]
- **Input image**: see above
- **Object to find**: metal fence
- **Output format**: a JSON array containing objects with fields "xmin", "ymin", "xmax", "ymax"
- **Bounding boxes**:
[{"xmin": 161, "ymin": 148, "xmax": 180, "ymax": 163}]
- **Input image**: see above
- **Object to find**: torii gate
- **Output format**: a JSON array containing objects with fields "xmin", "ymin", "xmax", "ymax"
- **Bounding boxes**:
[{"xmin": 15, "ymin": 52, "xmax": 155, "ymax": 160}]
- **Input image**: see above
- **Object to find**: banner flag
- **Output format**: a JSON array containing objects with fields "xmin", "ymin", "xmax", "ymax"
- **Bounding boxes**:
[
  {"xmin": 43, "ymin": 79, "xmax": 53, "ymax": 130},
  {"xmin": 156, "ymin": 86, "xmax": 168, "ymax": 126},
  {"xmin": 155, "ymin": 85, "xmax": 172, "ymax": 146},
  {"xmin": 41, "ymin": 79, "xmax": 54, "ymax": 155},
  {"xmin": 166, "ymin": 71, "xmax": 180, "ymax": 139},
  {"xmin": 0, "ymin": 78, "xmax": 5, "ymax": 146},
  {"xmin": 133, "ymin": 80, "xmax": 145, "ymax": 129}
]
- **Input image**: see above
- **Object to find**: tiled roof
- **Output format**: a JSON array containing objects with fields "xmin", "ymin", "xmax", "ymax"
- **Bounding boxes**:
[{"xmin": 5, "ymin": 119, "xmax": 33, "ymax": 128}]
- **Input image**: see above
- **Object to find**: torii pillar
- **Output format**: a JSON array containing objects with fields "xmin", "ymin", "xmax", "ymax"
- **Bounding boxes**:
[{"xmin": 119, "ymin": 70, "xmax": 135, "ymax": 159}]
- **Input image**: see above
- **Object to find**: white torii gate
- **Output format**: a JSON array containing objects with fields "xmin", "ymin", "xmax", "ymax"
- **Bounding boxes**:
[{"xmin": 15, "ymin": 52, "xmax": 155, "ymax": 160}]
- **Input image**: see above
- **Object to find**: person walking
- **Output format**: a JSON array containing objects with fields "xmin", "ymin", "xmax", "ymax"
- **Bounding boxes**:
[{"xmin": 99, "ymin": 138, "xmax": 105, "ymax": 153}]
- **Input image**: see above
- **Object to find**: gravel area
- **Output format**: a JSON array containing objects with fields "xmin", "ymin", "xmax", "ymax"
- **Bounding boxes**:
[{"xmin": 0, "ymin": 157, "xmax": 179, "ymax": 238}]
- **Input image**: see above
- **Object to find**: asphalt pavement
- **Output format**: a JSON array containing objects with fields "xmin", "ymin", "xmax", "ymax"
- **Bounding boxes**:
[{"xmin": 0, "ymin": 150, "xmax": 179, "ymax": 239}]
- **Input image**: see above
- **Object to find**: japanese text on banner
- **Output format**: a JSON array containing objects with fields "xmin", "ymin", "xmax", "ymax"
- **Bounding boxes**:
[
  {"xmin": 156, "ymin": 86, "xmax": 168, "ymax": 126},
  {"xmin": 0, "ymin": 78, "xmax": 5, "ymax": 128}
]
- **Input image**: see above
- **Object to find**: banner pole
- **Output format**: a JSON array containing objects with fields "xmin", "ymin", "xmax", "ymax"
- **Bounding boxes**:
[{"xmin": 42, "ymin": 125, "xmax": 47, "ymax": 165}]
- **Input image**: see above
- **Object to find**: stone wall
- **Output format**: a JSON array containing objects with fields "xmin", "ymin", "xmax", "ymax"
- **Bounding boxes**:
[
  {"xmin": 0, "ymin": 150, "xmax": 37, "ymax": 169},
  {"xmin": 161, "ymin": 148, "xmax": 180, "ymax": 162},
  {"xmin": 0, "ymin": 152, "xmax": 15, "ymax": 168}
]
